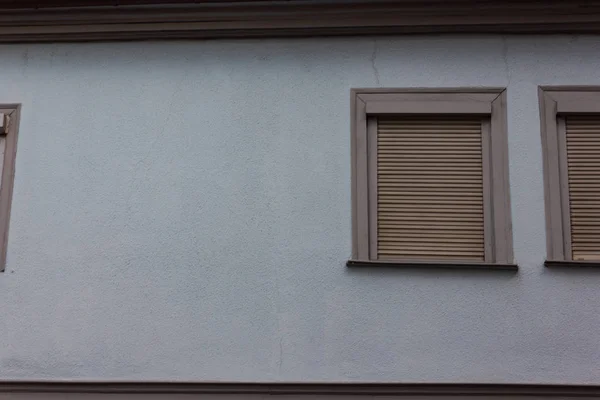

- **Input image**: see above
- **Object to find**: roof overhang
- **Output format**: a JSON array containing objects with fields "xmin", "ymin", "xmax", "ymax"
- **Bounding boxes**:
[{"xmin": 0, "ymin": 1, "xmax": 599, "ymax": 42}]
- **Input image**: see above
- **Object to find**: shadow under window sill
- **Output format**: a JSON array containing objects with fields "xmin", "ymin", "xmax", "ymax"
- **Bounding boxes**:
[
  {"xmin": 347, "ymin": 259, "xmax": 518, "ymax": 271},
  {"xmin": 545, "ymin": 260, "xmax": 600, "ymax": 268}
]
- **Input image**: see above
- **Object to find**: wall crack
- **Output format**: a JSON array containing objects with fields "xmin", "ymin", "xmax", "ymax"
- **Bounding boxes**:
[
  {"xmin": 502, "ymin": 36, "xmax": 511, "ymax": 86},
  {"xmin": 371, "ymin": 39, "xmax": 380, "ymax": 86}
]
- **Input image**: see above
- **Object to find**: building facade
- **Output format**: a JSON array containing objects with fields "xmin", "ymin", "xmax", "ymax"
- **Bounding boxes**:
[{"xmin": 0, "ymin": 1, "xmax": 599, "ymax": 398}]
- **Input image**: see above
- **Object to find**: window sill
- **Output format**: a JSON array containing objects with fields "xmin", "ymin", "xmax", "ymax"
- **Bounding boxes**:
[
  {"xmin": 346, "ymin": 260, "xmax": 518, "ymax": 271},
  {"xmin": 545, "ymin": 260, "xmax": 600, "ymax": 268}
]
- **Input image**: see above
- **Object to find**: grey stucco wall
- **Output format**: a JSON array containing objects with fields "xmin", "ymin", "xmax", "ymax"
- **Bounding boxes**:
[{"xmin": 0, "ymin": 35, "xmax": 599, "ymax": 383}]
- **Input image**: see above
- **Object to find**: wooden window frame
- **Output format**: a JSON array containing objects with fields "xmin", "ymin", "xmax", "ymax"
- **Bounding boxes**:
[
  {"xmin": 349, "ymin": 89, "xmax": 515, "ymax": 270},
  {"xmin": 539, "ymin": 87, "xmax": 600, "ymax": 268},
  {"xmin": 0, "ymin": 105, "xmax": 20, "ymax": 272}
]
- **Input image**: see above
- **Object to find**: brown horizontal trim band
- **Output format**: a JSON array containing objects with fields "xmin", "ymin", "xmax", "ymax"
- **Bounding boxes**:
[
  {"xmin": 2, "ymin": 1, "xmax": 600, "ymax": 41},
  {"xmin": 366, "ymin": 100, "xmax": 491, "ymax": 115},
  {"xmin": 559, "ymin": 102, "xmax": 600, "ymax": 114},
  {"xmin": 540, "ymin": 86, "xmax": 600, "ymax": 92},
  {"xmin": 5, "ymin": 0, "xmax": 600, "ymax": 10},
  {"xmin": 1, "ymin": 381, "xmax": 600, "ymax": 395},
  {"xmin": 346, "ymin": 259, "xmax": 518, "ymax": 271},
  {"xmin": 0, "ymin": 0, "xmax": 272, "ymax": 7},
  {"xmin": 545, "ymin": 260, "xmax": 600, "ymax": 268}
]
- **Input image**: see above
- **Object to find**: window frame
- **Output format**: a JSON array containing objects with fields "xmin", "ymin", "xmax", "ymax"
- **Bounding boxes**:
[
  {"xmin": 0, "ymin": 104, "xmax": 20, "ymax": 272},
  {"xmin": 539, "ymin": 87, "xmax": 600, "ymax": 267},
  {"xmin": 349, "ymin": 89, "xmax": 514, "ymax": 269}
]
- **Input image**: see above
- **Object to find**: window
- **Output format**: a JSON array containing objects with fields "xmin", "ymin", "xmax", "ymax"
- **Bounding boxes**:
[
  {"xmin": 349, "ymin": 89, "xmax": 514, "ymax": 269},
  {"xmin": 539, "ymin": 87, "xmax": 600, "ymax": 266},
  {"xmin": 0, "ymin": 105, "xmax": 19, "ymax": 272}
]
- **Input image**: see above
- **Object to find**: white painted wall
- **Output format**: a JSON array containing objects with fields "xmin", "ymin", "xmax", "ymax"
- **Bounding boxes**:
[{"xmin": 0, "ymin": 35, "xmax": 599, "ymax": 383}]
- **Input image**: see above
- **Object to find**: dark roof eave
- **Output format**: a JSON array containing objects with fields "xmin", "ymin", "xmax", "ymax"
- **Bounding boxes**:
[{"xmin": 0, "ymin": 0, "xmax": 600, "ymax": 42}]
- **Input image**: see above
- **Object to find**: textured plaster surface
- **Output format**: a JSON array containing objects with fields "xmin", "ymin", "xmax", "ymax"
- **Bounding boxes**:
[{"xmin": 0, "ymin": 35, "xmax": 599, "ymax": 382}]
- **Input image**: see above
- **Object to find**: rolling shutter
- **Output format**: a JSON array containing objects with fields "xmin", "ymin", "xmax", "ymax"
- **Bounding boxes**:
[
  {"xmin": 377, "ymin": 117, "xmax": 485, "ymax": 261},
  {"xmin": 566, "ymin": 116, "xmax": 600, "ymax": 261}
]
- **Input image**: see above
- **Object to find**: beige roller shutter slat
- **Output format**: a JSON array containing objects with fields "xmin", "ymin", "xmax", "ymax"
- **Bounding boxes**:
[
  {"xmin": 566, "ymin": 116, "xmax": 600, "ymax": 261},
  {"xmin": 377, "ymin": 117, "xmax": 485, "ymax": 261}
]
